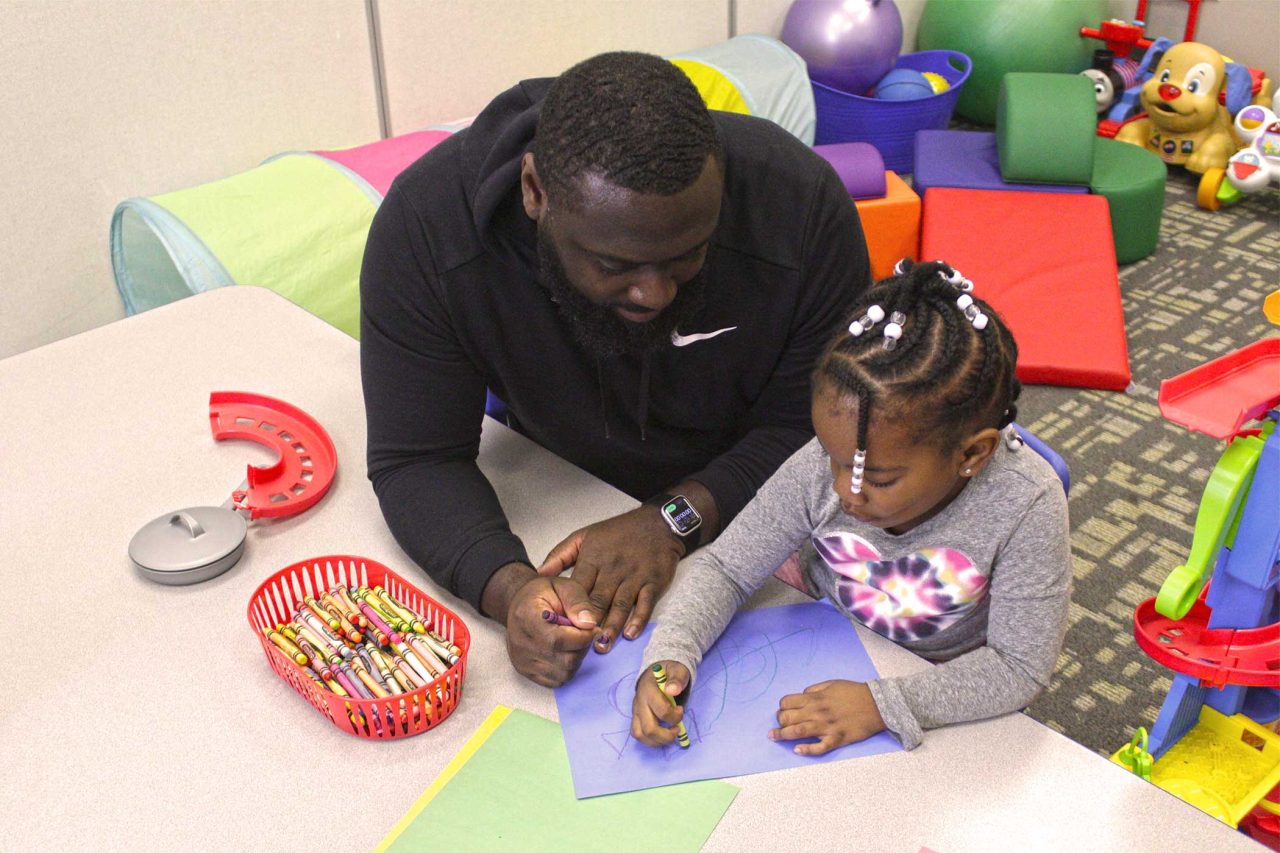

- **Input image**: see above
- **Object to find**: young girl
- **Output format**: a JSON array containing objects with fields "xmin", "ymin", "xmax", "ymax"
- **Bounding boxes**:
[{"xmin": 631, "ymin": 259, "xmax": 1072, "ymax": 754}]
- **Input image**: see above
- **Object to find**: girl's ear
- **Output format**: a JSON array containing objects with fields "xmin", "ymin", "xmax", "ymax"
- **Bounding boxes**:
[{"xmin": 957, "ymin": 427, "xmax": 1002, "ymax": 478}]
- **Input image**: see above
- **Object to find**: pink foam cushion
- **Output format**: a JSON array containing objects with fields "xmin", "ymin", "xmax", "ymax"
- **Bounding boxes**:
[
  {"xmin": 314, "ymin": 130, "xmax": 453, "ymax": 197},
  {"xmin": 921, "ymin": 188, "xmax": 1130, "ymax": 391}
]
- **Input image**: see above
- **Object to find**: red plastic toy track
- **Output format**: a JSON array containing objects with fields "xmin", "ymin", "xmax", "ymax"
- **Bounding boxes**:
[
  {"xmin": 208, "ymin": 391, "xmax": 337, "ymax": 520},
  {"xmin": 1134, "ymin": 595, "xmax": 1280, "ymax": 689},
  {"xmin": 1158, "ymin": 338, "xmax": 1280, "ymax": 438}
]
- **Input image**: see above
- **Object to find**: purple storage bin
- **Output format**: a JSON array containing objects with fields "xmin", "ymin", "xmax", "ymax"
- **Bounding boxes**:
[{"xmin": 813, "ymin": 50, "xmax": 971, "ymax": 174}]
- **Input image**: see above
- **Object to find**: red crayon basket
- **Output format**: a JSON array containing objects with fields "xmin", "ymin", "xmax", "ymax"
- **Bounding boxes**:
[{"xmin": 247, "ymin": 555, "xmax": 469, "ymax": 739}]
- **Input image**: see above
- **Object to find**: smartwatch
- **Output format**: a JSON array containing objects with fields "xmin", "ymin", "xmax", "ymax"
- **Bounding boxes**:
[{"xmin": 646, "ymin": 493, "xmax": 703, "ymax": 551}]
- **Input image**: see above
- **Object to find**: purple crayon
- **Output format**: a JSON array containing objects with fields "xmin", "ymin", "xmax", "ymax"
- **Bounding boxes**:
[{"xmin": 541, "ymin": 609, "xmax": 575, "ymax": 627}]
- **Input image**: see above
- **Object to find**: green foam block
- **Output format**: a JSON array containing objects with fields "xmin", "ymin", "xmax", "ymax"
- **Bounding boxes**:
[
  {"xmin": 1090, "ymin": 137, "xmax": 1167, "ymax": 264},
  {"xmin": 997, "ymin": 73, "xmax": 1097, "ymax": 185}
]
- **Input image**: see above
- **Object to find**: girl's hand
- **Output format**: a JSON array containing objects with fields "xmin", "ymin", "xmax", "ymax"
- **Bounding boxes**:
[
  {"xmin": 630, "ymin": 660, "xmax": 690, "ymax": 747},
  {"xmin": 769, "ymin": 680, "xmax": 886, "ymax": 756}
]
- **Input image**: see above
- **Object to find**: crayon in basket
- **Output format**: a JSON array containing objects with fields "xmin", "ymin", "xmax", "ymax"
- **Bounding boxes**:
[{"xmin": 268, "ymin": 583, "xmax": 461, "ymax": 707}]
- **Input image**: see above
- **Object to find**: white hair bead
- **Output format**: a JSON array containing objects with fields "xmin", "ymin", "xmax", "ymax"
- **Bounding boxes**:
[
  {"xmin": 850, "ymin": 304, "xmax": 886, "ymax": 338},
  {"xmin": 882, "ymin": 311, "xmax": 905, "ymax": 350},
  {"xmin": 957, "ymin": 294, "xmax": 974, "ymax": 311},
  {"xmin": 973, "ymin": 313, "xmax": 989, "ymax": 330}
]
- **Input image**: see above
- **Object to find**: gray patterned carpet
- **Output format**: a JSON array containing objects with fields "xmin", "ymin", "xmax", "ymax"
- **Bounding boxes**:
[{"xmin": 1013, "ymin": 168, "xmax": 1278, "ymax": 755}]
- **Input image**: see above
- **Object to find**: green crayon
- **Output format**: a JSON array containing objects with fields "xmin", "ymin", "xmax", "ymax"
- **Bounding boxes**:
[{"xmin": 651, "ymin": 663, "xmax": 690, "ymax": 749}]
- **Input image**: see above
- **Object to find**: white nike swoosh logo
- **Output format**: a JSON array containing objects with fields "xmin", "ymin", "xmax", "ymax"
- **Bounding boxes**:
[{"xmin": 671, "ymin": 326, "xmax": 738, "ymax": 347}]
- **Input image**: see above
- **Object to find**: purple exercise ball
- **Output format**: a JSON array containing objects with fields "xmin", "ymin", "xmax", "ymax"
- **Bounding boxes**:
[{"xmin": 782, "ymin": 0, "xmax": 903, "ymax": 95}]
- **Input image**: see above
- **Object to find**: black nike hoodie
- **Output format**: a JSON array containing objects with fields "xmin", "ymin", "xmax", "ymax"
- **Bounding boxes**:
[{"xmin": 360, "ymin": 78, "xmax": 871, "ymax": 610}]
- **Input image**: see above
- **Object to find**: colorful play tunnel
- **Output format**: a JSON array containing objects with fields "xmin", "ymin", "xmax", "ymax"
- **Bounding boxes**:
[
  {"xmin": 109, "ymin": 37, "xmax": 815, "ymax": 337},
  {"xmin": 671, "ymin": 34, "xmax": 816, "ymax": 145},
  {"xmin": 110, "ymin": 130, "xmax": 453, "ymax": 338}
]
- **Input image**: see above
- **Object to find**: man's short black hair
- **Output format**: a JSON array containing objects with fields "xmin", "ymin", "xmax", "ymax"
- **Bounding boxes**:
[{"xmin": 533, "ymin": 51, "xmax": 723, "ymax": 207}]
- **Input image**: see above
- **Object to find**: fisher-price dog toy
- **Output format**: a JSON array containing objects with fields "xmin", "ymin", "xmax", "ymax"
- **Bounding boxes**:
[{"xmin": 1115, "ymin": 41, "xmax": 1238, "ymax": 175}]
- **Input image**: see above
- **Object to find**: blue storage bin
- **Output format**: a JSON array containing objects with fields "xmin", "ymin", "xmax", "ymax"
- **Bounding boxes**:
[{"xmin": 813, "ymin": 50, "xmax": 972, "ymax": 174}]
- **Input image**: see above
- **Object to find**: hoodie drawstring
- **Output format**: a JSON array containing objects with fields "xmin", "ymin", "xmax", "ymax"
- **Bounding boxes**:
[
  {"xmin": 596, "ymin": 357, "xmax": 611, "ymax": 440},
  {"xmin": 596, "ymin": 354, "xmax": 651, "ymax": 441},
  {"xmin": 638, "ymin": 353, "xmax": 651, "ymax": 442}
]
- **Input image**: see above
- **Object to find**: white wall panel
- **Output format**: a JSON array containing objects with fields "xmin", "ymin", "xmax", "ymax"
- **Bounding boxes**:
[
  {"xmin": 0, "ymin": 0, "xmax": 380, "ymax": 359},
  {"xmin": 377, "ymin": 0, "xmax": 730, "ymax": 133},
  {"xmin": 1108, "ymin": 0, "xmax": 1279, "ymax": 76}
]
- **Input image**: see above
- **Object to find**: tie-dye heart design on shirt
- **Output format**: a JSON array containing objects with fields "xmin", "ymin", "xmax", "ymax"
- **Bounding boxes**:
[{"xmin": 813, "ymin": 532, "xmax": 988, "ymax": 642}]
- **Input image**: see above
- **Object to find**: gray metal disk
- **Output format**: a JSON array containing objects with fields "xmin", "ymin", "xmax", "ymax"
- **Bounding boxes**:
[{"xmin": 129, "ymin": 506, "xmax": 247, "ymax": 585}]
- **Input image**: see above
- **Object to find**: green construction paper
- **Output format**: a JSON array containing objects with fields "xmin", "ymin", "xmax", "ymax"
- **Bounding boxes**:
[
  {"xmin": 384, "ymin": 708, "xmax": 737, "ymax": 852},
  {"xmin": 153, "ymin": 154, "xmax": 374, "ymax": 338}
]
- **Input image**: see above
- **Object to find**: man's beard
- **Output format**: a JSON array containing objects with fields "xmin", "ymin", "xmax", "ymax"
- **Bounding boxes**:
[{"xmin": 537, "ymin": 229, "xmax": 708, "ymax": 358}]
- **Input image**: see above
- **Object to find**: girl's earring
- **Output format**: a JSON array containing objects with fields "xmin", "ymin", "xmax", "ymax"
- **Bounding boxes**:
[{"xmin": 964, "ymin": 468, "xmax": 973, "ymax": 475}]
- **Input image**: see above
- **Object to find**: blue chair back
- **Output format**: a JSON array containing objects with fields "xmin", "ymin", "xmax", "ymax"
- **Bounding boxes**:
[{"xmin": 1013, "ymin": 422, "xmax": 1070, "ymax": 495}]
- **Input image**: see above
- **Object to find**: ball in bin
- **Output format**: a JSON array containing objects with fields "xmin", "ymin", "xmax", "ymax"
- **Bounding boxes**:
[{"xmin": 874, "ymin": 68, "xmax": 934, "ymax": 101}]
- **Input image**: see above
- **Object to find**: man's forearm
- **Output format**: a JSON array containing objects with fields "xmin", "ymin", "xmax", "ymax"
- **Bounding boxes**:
[{"xmin": 480, "ymin": 561, "xmax": 537, "ymax": 625}]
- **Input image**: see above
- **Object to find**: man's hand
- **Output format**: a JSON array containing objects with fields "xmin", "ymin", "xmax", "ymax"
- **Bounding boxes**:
[
  {"xmin": 537, "ymin": 506, "xmax": 685, "ymax": 652},
  {"xmin": 502, "ymin": 573, "xmax": 599, "ymax": 687},
  {"xmin": 769, "ymin": 680, "xmax": 887, "ymax": 756},
  {"xmin": 630, "ymin": 659, "xmax": 691, "ymax": 747}
]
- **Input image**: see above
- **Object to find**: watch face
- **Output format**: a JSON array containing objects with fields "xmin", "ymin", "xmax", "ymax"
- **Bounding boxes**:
[{"xmin": 663, "ymin": 497, "xmax": 701, "ymax": 535}]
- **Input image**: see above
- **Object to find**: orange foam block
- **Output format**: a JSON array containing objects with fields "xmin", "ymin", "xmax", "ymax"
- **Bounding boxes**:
[
  {"xmin": 921, "ymin": 188, "xmax": 1130, "ymax": 391},
  {"xmin": 855, "ymin": 171, "xmax": 920, "ymax": 282}
]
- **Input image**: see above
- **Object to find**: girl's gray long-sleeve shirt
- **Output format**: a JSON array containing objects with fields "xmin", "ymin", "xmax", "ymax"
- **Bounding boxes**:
[{"xmin": 642, "ymin": 429, "xmax": 1072, "ymax": 750}]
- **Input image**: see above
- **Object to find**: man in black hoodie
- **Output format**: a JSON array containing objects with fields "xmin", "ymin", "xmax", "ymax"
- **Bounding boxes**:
[{"xmin": 361, "ymin": 52, "xmax": 870, "ymax": 687}]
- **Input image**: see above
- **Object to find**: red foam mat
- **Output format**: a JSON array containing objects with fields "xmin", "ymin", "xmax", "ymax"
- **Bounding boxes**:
[{"xmin": 921, "ymin": 188, "xmax": 1131, "ymax": 390}]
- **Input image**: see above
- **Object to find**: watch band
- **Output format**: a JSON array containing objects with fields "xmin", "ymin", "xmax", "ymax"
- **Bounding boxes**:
[{"xmin": 645, "ymin": 492, "xmax": 703, "ymax": 551}]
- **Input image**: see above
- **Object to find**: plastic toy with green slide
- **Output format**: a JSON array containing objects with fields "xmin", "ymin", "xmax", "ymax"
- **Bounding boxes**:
[{"xmin": 1110, "ymin": 297, "xmax": 1280, "ymax": 832}]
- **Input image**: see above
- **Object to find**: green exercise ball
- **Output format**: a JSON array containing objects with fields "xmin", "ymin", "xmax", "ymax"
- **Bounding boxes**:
[{"xmin": 917, "ymin": 0, "xmax": 1107, "ymax": 125}]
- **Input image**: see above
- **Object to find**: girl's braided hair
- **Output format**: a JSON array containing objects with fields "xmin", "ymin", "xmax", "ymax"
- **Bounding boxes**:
[{"xmin": 815, "ymin": 259, "xmax": 1021, "ymax": 473}]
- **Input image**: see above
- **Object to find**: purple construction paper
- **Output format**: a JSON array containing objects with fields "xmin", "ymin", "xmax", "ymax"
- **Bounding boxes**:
[{"xmin": 554, "ymin": 601, "xmax": 900, "ymax": 798}]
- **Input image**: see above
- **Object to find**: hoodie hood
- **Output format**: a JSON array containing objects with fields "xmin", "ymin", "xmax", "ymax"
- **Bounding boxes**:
[{"xmin": 460, "ymin": 78, "xmax": 554, "ymax": 271}]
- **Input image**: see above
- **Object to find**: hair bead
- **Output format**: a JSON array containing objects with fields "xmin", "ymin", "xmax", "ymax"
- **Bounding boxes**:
[
  {"xmin": 882, "ymin": 311, "xmax": 906, "ymax": 350},
  {"xmin": 850, "ymin": 448, "xmax": 867, "ymax": 494},
  {"xmin": 848, "ymin": 304, "xmax": 885, "ymax": 337}
]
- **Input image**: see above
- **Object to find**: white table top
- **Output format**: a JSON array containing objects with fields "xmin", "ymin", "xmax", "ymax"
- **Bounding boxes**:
[{"xmin": 0, "ymin": 286, "xmax": 1258, "ymax": 852}]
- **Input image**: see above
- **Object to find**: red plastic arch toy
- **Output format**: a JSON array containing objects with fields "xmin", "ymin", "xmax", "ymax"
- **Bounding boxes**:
[{"xmin": 208, "ymin": 391, "xmax": 337, "ymax": 520}]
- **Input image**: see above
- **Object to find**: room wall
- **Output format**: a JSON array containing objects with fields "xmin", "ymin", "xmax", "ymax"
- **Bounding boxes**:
[
  {"xmin": 0, "ymin": 1, "xmax": 381, "ymax": 360},
  {"xmin": 377, "ymin": 0, "xmax": 731, "ymax": 133},
  {"xmin": 1112, "ymin": 0, "xmax": 1280, "ymax": 76},
  {"xmin": 1, "ymin": 0, "xmax": 1274, "ymax": 361}
]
